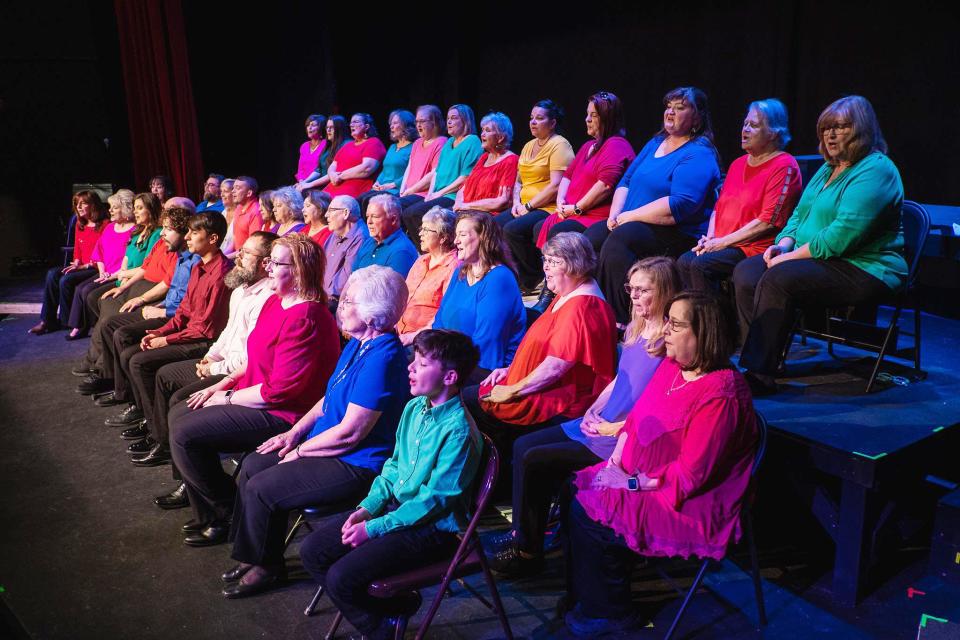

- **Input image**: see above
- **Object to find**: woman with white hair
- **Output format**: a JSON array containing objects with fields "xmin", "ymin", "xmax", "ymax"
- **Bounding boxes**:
[
  {"xmin": 270, "ymin": 186, "xmax": 307, "ymax": 236},
  {"xmin": 677, "ymin": 98, "xmax": 802, "ymax": 291},
  {"xmin": 218, "ymin": 265, "xmax": 413, "ymax": 598},
  {"xmin": 452, "ymin": 111, "xmax": 518, "ymax": 219}
]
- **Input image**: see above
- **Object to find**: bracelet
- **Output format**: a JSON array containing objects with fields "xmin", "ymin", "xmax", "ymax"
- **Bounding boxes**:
[
  {"xmin": 524, "ymin": 202, "xmax": 533, "ymax": 212},
  {"xmin": 296, "ymin": 444, "xmax": 302, "ymax": 457}
]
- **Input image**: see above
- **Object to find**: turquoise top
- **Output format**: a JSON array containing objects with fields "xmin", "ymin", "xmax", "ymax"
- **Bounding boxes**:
[
  {"xmin": 433, "ymin": 135, "xmax": 483, "ymax": 193},
  {"xmin": 778, "ymin": 152, "xmax": 906, "ymax": 290},
  {"xmin": 374, "ymin": 142, "xmax": 413, "ymax": 194},
  {"xmin": 118, "ymin": 227, "xmax": 162, "ymax": 286},
  {"xmin": 358, "ymin": 394, "xmax": 483, "ymax": 538}
]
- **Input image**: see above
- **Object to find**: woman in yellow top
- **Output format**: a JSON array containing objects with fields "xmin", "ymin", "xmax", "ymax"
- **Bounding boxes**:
[{"xmin": 503, "ymin": 99, "xmax": 576, "ymax": 293}]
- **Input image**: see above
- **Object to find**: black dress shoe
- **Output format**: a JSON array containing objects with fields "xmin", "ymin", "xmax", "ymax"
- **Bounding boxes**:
[
  {"xmin": 131, "ymin": 443, "xmax": 170, "ymax": 467},
  {"xmin": 489, "ymin": 546, "xmax": 544, "ymax": 578},
  {"xmin": 120, "ymin": 423, "xmax": 149, "ymax": 440},
  {"xmin": 221, "ymin": 563, "xmax": 253, "ymax": 583},
  {"xmin": 154, "ymin": 483, "xmax": 189, "ymax": 510},
  {"xmin": 96, "ymin": 393, "xmax": 127, "ymax": 408},
  {"xmin": 184, "ymin": 523, "xmax": 230, "ymax": 547},
  {"xmin": 104, "ymin": 404, "xmax": 144, "ymax": 425},
  {"xmin": 182, "ymin": 519, "xmax": 204, "ymax": 535},
  {"xmin": 77, "ymin": 375, "xmax": 113, "ymax": 395},
  {"xmin": 222, "ymin": 567, "xmax": 283, "ymax": 598},
  {"xmin": 71, "ymin": 363, "xmax": 96, "ymax": 377},
  {"xmin": 127, "ymin": 437, "xmax": 157, "ymax": 455}
]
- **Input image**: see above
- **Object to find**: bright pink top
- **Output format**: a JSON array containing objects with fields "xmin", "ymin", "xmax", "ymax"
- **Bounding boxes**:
[
  {"xmin": 324, "ymin": 137, "xmax": 388, "ymax": 198},
  {"xmin": 235, "ymin": 295, "xmax": 340, "ymax": 425},
  {"xmin": 297, "ymin": 139, "xmax": 327, "ymax": 181},
  {"xmin": 461, "ymin": 153, "xmax": 520, "ymax": 211},
  {"xmin": 404, "ymin": 136, "xmax": 448, "ymax": 196},
  {"xmin": 574, "ymin": 359, "xmax": 758, "ymax": 560},
  {"xmin": 74, "ymin": 222, "xmax": 104, "ymax": 265},
  {"xmin": 536, "ymin": 137, "xmax": 635, "ymax": 246},
  {"xmin": 91, "ymin": 223, "xmax": 136, "ymax": 273},
  {"xmin": 713, "ymin": 153, "xmax": 802, "ymax": 257}
]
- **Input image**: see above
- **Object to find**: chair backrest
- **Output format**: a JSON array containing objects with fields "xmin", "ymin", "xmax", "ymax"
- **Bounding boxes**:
[
  {"xmin": 751, "ymin": 410, "xmax": 769, "ymax": 477},
  {"xmin": 471, "ymin": 433, "xmax": 499, "ymax": 518},
  {"xmin": 900, "ymin": 200, "xmax": 932, "ymax": 288}
]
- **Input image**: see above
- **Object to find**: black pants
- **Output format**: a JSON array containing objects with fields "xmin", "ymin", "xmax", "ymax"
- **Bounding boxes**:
[
  {"xmin": 300, "ymin": 510, "xmax": 459, "ymax": 636},
  {"xmin": 512, "ymin": 426, "xmax": 601, "ymax": 556},
  {"xmin": 733, "ymin": 254, "xmax": 890, "ymax": 376},
  {"xmin": 83, "ymin": 279, "xmax": 155, "ymax": 370},
  {"xmin": 169, "ymin": 404, "xmax": 290, "ymax": 526},
  {"xmin": 125, "ymin": 342, "xmax": 210, "ymax": 424},
  {"xmin": 676, "ymin": 247, "xmax": 746, "ymax": 292},
  {"xmin": 82, "ymin": 280, "xmax": 117, "ymax": 329},
  {"xmin": 68, "ymin": 277, "xmax": 109, "ymax": 331},
  {"xmin": 106, "ymin": 317, "xmax": 167, "ymax": 401},
  {"xmin": 400, "ymin": 195, "xmax": 454, "ymax": 245},
  {"xmin": 461, "ymin": 384, "xmax": 568, "ymax": 495},
  {"xmin": 597, "ymin": 222, "xmax": 699, "ymax": 323},
  {"xmin": 503, "ymin": 210, "xmax": 550, "ymax": 290},
  {"xmin": 542, "ymin": 218, "xmax": 610, "ymax": 254},
  {"xmin": 40, "ymin": 266, "xmax": 96, "ymax": 327},
  {"xmin": 562, "ymin": 491, "xmax": 638, "ymax": 619},
  {"xmin": 152, "ymin": 359, "xmax": 224, "ymax": 446},
  {"xmin": 230, "ymin": 452, "xmax": 377, "ymax": 566}
]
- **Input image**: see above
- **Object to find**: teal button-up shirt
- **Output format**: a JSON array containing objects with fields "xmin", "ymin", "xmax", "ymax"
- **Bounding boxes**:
[{"xmin": 358, "ymin": 394, "xmax": 482, "ymax": 539}]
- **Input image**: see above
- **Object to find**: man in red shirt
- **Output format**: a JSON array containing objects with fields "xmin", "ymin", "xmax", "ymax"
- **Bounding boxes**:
[
  {"xmin": 100, "ymin": 211, "xmax": 232, "ymax": 442},
  {"xmin": 229, "ymin": 176, "xmax": 262, "ymax": 252}
]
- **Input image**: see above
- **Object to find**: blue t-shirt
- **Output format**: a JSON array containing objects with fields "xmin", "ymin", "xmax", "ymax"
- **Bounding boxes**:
[
  {"xmin": 375, "ymin": 143, "xmax": 413, "ymax": 195},
  {"xmin": 305, "ymin": 333, "xmax": 411, "ymax": 471},
  {"xmin": 196, "ymin": 200, "xmax": 225, "ymax": 213},
  {"xmin": 353, "ymin": 228, "xmax": 418, "ymax": 277},
  {"xmin": 432, "ymin": 265, "xmax": 526, "ymax": 370},
  {"xmin": 617, "ymin": 135, "xmax": 721, "ymax": 237},
  {"xmin": 163, "ymin": 250, "xmax": 200, "ymax": 317}
]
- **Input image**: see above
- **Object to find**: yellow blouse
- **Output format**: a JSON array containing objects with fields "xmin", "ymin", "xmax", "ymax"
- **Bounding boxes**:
[{"xmin": 517, "ymin": 135, "xmax": 575, "ymax": 213}]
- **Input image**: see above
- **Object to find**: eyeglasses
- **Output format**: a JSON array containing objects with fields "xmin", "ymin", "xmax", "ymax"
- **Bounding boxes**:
[
  {"xmin": 419, "ymin": 227, "xmax": 440, "ymax": 235},
  {"xmin": 339, "ymin": 297, "xmax": 355, "ymax": 307},
  {"xmin": 664, "ymin": 317, "xmax": 691, "ymax": 332},
  {"xmin": 541, "ymin": 256, "xmax": 565, "ymax": 268},
  {"xmin": 822, "ymin": 122, "xmax": 852, "ymax": 135},
  {"xmin": 265, "ymin": 257, "xmax": 293, "ymax": 268},
  {"xmin": 239, "ymin": 248, "xmax": 265, "ymax": 259},
  {"xmin": 623, "ymin": 285, "xmax": 653, "ymax": 296}
]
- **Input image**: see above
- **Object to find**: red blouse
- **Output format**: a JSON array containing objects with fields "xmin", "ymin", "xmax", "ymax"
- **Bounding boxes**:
[
  {"xmin": 74, "ymin": 222, "xmax": 104, "ymax": 265},
  {"xmin": 324, "ymin": 138, "xmax": 388, "ymax": 198},
  {"xmin": 461, "ymin": 153, "xmax": 519, "ymax": 210}
]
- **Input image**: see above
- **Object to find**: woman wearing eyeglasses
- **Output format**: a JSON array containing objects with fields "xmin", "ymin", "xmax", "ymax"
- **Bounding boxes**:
[
  {"xmin": 168, "ymin": 235, "xmax": 341, "ymax": 547},
  {"xmin": 397, "ymin": 207, "xmax": 458, "ymax": 346},
  {"xmin": 324, "ymin": 113, "xmax": 388, "ymax": 199},
  {"xmin": 733, "ymin": 95, "xmax": 906, "ymax": 396}
]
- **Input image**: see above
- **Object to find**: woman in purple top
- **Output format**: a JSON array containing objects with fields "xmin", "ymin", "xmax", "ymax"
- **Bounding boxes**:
[
  {"xmin": 295, "ymin": 114, "xmax": 327, "ymax": 182},
  {"xmin": 269, "ymin": 187, "xmax": 307, "ymax": 236},
  {"xmin": 490, "ymin": 256, "xmax": 681, "ymax": 576},
  {"xmin": 66, "ymin": 189, "xmax": 137, "ymax": 339}
]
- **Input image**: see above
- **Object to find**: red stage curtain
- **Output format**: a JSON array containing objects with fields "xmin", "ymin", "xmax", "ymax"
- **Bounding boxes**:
[{"xmin": 114, "ymin": 0, "xmax": 203, "ymax": 200}]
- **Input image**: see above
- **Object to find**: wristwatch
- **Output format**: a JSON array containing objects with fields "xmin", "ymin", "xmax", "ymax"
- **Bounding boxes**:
[
  {"xmin": 524, "ymin": 202, "xmax": 533, "ymax": 212},
  {"xmin": 224, "ymin": 389, "xmax": 234, "ymax": 405},
  {"xmin": 573, "ymin": 204, "xmax": 583, "ymax": 216},
  {"xmin": 627, "ymin": 475, "xmax": 640, "ymax": 491}
]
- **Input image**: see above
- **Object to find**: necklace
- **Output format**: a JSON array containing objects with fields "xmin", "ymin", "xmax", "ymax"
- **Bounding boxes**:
[
  {"xmin": 667, "ymin": 368, "xmax": 700, "ymax": 395},
  {"xmin": 329, "ymin": 336, "xmax": 378, "ymax": 390}
]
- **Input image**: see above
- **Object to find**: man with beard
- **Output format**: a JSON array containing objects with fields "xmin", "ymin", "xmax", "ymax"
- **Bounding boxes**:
[
  {"xmin": 132, "ymin": 231, "xmax": 277, "ymax": 477},
  {"xmin": 196, "ymin": 174, "xmax": 225, "ymax": 213}
]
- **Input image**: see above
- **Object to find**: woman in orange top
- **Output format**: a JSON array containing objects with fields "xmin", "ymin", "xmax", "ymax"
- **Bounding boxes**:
[
  {"xmin": 463, "ymin": 231, "xmax": 617, "ymax": 485},
  {"xmin": 397, "ymin": 207, "xmax": 458, "ymax": 346}
]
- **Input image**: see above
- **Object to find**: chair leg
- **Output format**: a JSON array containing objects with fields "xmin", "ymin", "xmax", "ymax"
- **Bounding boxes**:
[
  {"xmin": 324, "ymin": 611, "xmax": 343, "ymax": 640},
  {"xmin": 394, "ymin": 615, "xmax": 409, "ymax": 640},
  {"xmin": 477, "ymin": 549, "xmax": 514, "ymax": 640},
  {"xmin": 866, "ymin": 306, "xmax": 902, "ymax": 393},
  {"xmin": 284, "ymin": 513, "xmax": 306, "ymax": 549},
  {"xmin": 744, "ymin": 513, "xmax": 767, "ymax": 628},
  {"xmin": 913, "ymin": 305, "xmax": 922, "ymax": 372},
  {"xmin": 663, "ymin": 559, "xmax": 710, "ymax": 640},
  {"xmin": 304, "ymin": 585, "xmax": 324, "ymax": 616}
]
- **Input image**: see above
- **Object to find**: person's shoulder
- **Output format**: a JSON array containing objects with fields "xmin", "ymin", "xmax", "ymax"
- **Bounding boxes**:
[
  {"xmin": 855, "ymin": 151, "xmax": 899, "ymax": 177},
  {"xmin": 701, "ymin": 366, "xmax": 749, "ymax": 398}
]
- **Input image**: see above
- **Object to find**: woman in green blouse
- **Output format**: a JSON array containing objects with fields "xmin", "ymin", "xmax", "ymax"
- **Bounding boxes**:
[{"xmin": 733, "ymin": 95, "xmax": 906, "ymax": 395}]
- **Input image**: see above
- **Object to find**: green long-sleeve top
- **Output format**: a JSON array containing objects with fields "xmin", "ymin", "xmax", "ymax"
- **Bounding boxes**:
[
  {"xmin": 777, "ymin": 152, "xmax": 907, "ymax": 290},
  {"xmin": 358, "ymin": 394, "xmax": 483, "ymax": 539}
]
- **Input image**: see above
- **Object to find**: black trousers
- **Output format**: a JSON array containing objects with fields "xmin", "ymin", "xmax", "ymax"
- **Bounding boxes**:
[
  {"xmin": 541, "ymin": 218, "xmax": 610, "ymax": 255},
  {"xmin": 597, "ymin": 222, "xmax": 699, "ymax": 323},
  {"xmin": 400, "ymin": 195, "xmax": 454, "ymax": 245},
  {"xmin": 125, "ymin": 342, "xmax": 210, "ymax": 423},
  {"xmin": 676, "ymin": 246, "xmax": 746, "ymax": 292},
  {"xmin": 461, "ymin": 384, "xmax": 568, "ymax": 495},
  {"xmin": 300, "ymin": 510, "xmax": 459, "ymax": 636},
  {"xmin": 561, "ymin": 490, "xmax": 638, "ymax": 619},
  {"xmin": 40, "ymin": 266, "xmax": 96, "ymax": 327},
  {"xmin": 732, "ymin": 254, "xmax": 890, "ymax": 376},
  {"xmin": 152, "ymin": 359, "xmax": 224, "ymax": 447},
  {"xmin": 106, "ymin": 317, "xmax": 167, "ymax": 401},
  {"xmin": 68, "ymin": 277, "xmax": 109, "ymax": 331},
  {"xmin": 82, "ymin": 280, "xmax": 117, "ymax": 329},
  {"xmin": 230, "ymin": 452, "xmax": 377, "ymax": 566},
  {"xmin": 83, "ymin": 279, "xmax": 154, "ymax": 370},
  {"xmin": 503, "ymin": 210, "xmax": 550, "ymax": 290},
  {"xmin": 169, "ymin": 404, "xmax": 290, "ymax": 526},
  {"xmin": 512, "ymin": 426, "xmax": 601, "ymax": 556}
]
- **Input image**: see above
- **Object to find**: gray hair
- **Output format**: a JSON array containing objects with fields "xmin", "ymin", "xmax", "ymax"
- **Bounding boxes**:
[
  {"xmin": 368, "ymin": 193, "xmax": 402, "ymax": 222},
  {"xmin": 748, "ymin": 98, "xmax": 791, "ymax": 150},
  {"xmin": 344, "ymin": 265, "xmax": 408, "ymax": 331},
  {"xmin": 421, "ymin": 206, "xmax": 457, "ymax": 251},
  {"xmin": 542, "ymin": 231, "xmax": 596, "ymax": 279},
  {"xmin": 330, "ymin": 195, "xmax": 360, "ymax": 222},
  {"xmin": 271, "ymin": 186, "xmax": 304, "ymax": 222},
  {"xmin": 480, "ymin": 111, "xmax": 514, "ymax": 148},
  {"xmin": 108, "ymin": 188, "xmax": 136, "ymax": 222}
]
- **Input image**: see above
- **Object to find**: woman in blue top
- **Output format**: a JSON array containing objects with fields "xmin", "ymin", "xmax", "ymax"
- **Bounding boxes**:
[
  {"xmin": 432, "ymin": 211, "xmax": 526, "ymax": 380},
  {"xmin": 595, "ymin": 87, "xmax": 722, "ymax": 323},
  {"xmin": 357, "ymin": 110, "xmax": 417, "ymax": 216},
  {"xmin": 220, "ymin": 265, "xmax": 412, "ymax": 599},
  {"xmin": 400, "ymin": 104, "xmax": 483, "ymax": 243}
]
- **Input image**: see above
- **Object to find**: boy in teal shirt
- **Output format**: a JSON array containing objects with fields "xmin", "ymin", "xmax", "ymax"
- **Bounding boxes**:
[{"xmin": 300, "ymin": 329, "xmax": 482, "ymax": 639}]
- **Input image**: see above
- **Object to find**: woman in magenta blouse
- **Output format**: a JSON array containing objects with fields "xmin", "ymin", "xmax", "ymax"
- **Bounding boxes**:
[
  {"xmin": 453, "ymin": 112, "xmax": 519, "ymax": 220},
  {"xmin": 295, "ymin": 114, "xmax": 327, "ymax": 182},
  {"xmin": 560, "ymin": 291, "xmax": 758, "ymax": 636},
  {"xmin": 168, "ymin": 234, "xmax": 341, "ymax": 546},
  {"xmin": 324, "ymin": 113, "xmax": 387, "ymax": 199}
]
